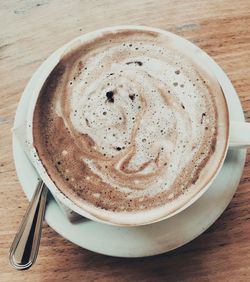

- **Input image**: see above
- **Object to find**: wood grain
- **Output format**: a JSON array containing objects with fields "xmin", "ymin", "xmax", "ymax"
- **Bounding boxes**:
[{"xmin": 0, "ymin": 0, "xmax": 249, "ymax": 281}]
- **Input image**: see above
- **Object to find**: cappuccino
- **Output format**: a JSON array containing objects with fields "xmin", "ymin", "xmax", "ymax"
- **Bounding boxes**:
[{"xmin": 33, "ymin": 29, "xmax": 228, "ymax": 222}]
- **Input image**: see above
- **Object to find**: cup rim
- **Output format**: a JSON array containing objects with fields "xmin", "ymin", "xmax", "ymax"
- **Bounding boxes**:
[{"xmin": 26, "ymin": 25, "xmax": 230, "ymax": 226}]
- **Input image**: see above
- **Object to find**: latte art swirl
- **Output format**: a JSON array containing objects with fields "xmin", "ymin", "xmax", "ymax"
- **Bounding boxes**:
[{"xmin": 33, "ymin": 30, "xmax": 226, "ymax": 218}]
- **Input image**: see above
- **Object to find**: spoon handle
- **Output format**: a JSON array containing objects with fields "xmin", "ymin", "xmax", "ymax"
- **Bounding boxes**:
[{"xmin": 9, "ymin": 180, "xmax": 48, "ymax": 270}]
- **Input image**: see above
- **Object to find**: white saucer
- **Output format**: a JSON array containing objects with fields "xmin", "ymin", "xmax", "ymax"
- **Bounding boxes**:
[{"xmin": 13, "ymin": 32, "xmax": 246, "ymax": 257}]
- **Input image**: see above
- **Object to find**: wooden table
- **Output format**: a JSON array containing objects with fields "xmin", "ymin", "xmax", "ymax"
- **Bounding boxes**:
[{"xmin": 0, "ymin": 1, "xmax": 249, "ymax": 281}]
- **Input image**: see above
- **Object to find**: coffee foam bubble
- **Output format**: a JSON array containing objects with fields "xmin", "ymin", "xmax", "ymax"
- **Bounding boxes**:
[{"xmin": 33, "ymin": 30, "xmax": 220, "ymax": 216}]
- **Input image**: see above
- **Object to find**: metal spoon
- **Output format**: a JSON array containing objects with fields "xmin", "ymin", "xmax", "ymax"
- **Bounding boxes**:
[{"xmin": 9, "ymin": 180, "xmax": 48, "ymax": 270}]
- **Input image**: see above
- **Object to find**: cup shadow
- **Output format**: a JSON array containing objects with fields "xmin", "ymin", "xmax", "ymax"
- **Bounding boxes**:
[{"xmin": 70, "ymin": 196, "xmax": 241, "ymax": 281}]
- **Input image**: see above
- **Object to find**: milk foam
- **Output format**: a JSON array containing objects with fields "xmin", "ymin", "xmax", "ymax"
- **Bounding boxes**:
[{"xmin": 56, "ymin": 40, "xmax": 216, "ymax": 202}]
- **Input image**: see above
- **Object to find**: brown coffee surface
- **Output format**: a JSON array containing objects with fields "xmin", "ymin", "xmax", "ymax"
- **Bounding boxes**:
[{"xmin": 33, "ymin": 29, "xmax": 228, "ymax": 216}]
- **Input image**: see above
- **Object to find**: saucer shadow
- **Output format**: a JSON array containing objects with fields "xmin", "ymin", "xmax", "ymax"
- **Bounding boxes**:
[{"xmin": 70, "ymin": 192, "xmax": 242, "ymax": 281}]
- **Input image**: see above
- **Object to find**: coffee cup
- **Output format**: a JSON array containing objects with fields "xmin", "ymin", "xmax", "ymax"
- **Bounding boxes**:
[{"xmin": 26, "ymin": 26, "xmax": 250, "ymax": 226}]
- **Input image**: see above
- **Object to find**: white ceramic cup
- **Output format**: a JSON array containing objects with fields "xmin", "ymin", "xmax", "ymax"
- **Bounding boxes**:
[{"xmin": 26, "ymin": 26, "xmax": 250, "ymax": 226}]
